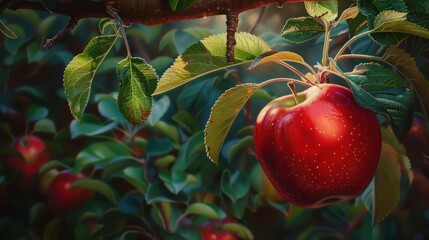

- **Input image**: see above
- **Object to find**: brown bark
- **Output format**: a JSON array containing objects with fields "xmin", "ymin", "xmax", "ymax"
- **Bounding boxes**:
[{"xmin": 10, "ymin": 0, "xmax": 305, "ymax": 25}]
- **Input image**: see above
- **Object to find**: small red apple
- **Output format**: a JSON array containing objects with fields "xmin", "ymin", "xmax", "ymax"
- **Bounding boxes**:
[
  {"xmin": 254, "ymin": 84, "xmax": 381, "ymax": 208},
  {"xmin": 198, "ymin": 217, "xmax": 238, "ymax": 240},
  {"xmin": 47, "ymin": 172, "xmax": 94, "ymax": 216},
  {"xmin": 7, "ymin": 135, "xmax": 48, "ymax": 179}
]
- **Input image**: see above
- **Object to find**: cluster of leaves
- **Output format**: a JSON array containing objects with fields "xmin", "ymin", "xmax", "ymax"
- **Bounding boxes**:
[{"xmin": 1, "ymin": 0, "xmax": 429, "ymax": 239}]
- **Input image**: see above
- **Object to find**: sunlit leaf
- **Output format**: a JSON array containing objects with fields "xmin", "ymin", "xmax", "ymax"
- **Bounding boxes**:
[
  {"xmin": 117, "ymin": 57, "xmax": 158, "ymax": 125},
  {"xmin": 248, "ymin": 50, "xmax": 307, "ymax": 70},
  {"xmin": 205, "ymin": 83, "xmax": 260, "ymax": 164},
  {"xmin": 281, "ymin": 17, "xmax": 324, "ymax": 43},
  {"xmin": 336, "ymin": 6, "xmax": 359, "ymax": 24},
  {"xmin": 64, "ymin": 35, "xmax": 118, "ymax": 120},
  {"xmin": 305, "ymin": 0, "xmax": 338, "ymax": 21},
  {"xmin": 154, "ymin": 32, "xmax": 270, "ymax": 95}
]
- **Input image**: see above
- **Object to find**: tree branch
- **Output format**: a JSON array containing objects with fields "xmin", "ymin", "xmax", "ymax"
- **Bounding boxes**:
[{"xmin": 10, "ymin": 0, "xmax": 306, "ymax": 25}]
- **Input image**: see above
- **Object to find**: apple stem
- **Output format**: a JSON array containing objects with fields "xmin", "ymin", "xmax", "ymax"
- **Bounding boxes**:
[{"xmin": 288, "ymin": 82, "xmax": 300, "ymax": 105}]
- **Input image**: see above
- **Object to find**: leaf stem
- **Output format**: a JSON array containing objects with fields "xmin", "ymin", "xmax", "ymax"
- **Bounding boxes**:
[
  {"xmin": 260, "ymin": 77, "xmax": 313, "ymax": 88},
  {"xmin": 322, "ymin": 20, "xmax": 332, "ymax": 66},
  {"xmin": 106, "ymin": 4, "xmax": 131, "ymax": 57},
  {"xmin": 275, "ymin": 61, "xmax": 315, "ymax": 84},
  {"xmin": 336, "ymin": 54, "xmax": 410, "ymax": 82},
  {"xmin": 333, "ymin": 30, "xmax": 373, "ymax": 60}
]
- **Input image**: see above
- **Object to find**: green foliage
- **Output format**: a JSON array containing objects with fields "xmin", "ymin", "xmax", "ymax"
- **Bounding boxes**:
[{"xmin": 1, "ymin": 1, "xmax": 429, "ymax": 239}]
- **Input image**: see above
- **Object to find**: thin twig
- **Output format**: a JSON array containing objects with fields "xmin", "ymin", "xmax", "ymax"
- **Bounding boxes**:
[
  {"xmin": 248, "ymin": 6, "xmax": 266, "ymax": 34},
  {"xmin": 43, "ymin": 17, "xmax": 78, "ymax": 50}
]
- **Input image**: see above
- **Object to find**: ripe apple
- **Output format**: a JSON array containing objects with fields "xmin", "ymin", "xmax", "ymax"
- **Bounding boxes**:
[
  {"xmin": 47, "ymin": 171, "xmax": 94, "ymax": 216},
  {"xmin": 254, "ymin": 84, "xmax": 382, "ymax": 208},
  {"xmin": 198, "ymin": 217, "xmax": 238, "ymax": 240},
  {"xmin": 7, "ymin": 135, "xmax": 48, "ymax": 179}
]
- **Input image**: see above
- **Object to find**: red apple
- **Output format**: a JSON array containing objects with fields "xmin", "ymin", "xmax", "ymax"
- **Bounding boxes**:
[
  {"xmin": 254, "ymin": 84, "xmax": 382, "ymax": 208},
  {"xmin": 198, "ymin": 217, "xmax": 238, "ymax": 240},
  {"xmin": 47, "ymin": 172, "xmax": 94, "ymax": 216},
  {"xmin": 7, "ymin": 135, "xmax": 48, "ymax": 179}
]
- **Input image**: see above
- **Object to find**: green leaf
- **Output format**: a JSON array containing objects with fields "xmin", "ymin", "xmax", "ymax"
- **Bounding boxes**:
[
  {"xmin": 115, "ymin": 166, "xmax": 148, "ymax": 193},
  {"xmin": 159, "ymin": 170, "xmax": 197, "ymax": 194},
  {"xmin": 382, "ymin": 47, "xmax": 429, "ymax": 126},
  {"xmin": 153, "ymin": 32, "xmax": 270, "ymax": 95},
  {"xmin": 33, "ymin": 119, "xmax": 56, "ymax": 134},
  {"xmin": 64, "ymin": 35, "xmax": 118, "ymax": 120},
  {"xmin": 406, "ymin": 0, "xmax": 429, "ymax": 14},
  {"xmin": 99, "ymin": 18, "xmax": 114, "ymax": 34},
  {"xmin": 146, "ymin": 182, "xmax": 188, "ymax": 204},
  {"xmin": 358, "ymin": 0, "xmax": 408, "ymax": 28},
  {"xmin": 26, "ymin": 105, "xmax": 49, "ymax": 123},
  {"xmin": 248, "ymin": 50, "xmax": 308, "ymax": 70},
  {"xmin": 183, "ymin": 202, "xmax": 226, "ymax": 219},
  {"xmin": 169, "ymin": 0, "xmax": 196, "ymax": 11},
  {"xmin": 148, "ymin": 95, "xmax": 170, "ymax": 126},
  {"xmin": 305, "ymin": 0, "xmax": 338, "ymax": 21},
  {"xmin": 221, "ymin": 170, "xmax": 250, "ymax": 203},
  {"xmin": 343, "ymin": 63, "xmax": 413, "ymax": 139},
  {"xmin": 117, "ymin": 56, "xmax": 159, "ymax": 125},
  {"xmin": 71, "ymin": 179, "xmax": 118, "ymax": 205},
  {"xmin": 96, "ymin": 94, "xmax": 127, "ymax": 123},
  {"xmin": 281, "ymin": 17, "xmax": 325, "ymax": 44},
  {"xmin": 173, "ymin": 131, "xmax": 205, "ymax": 171},
  {"xmin": 70, "ymin": 118, "xmax": 117, "ymax": 138},
  {"xmin": 0, "ymin": 20, "xmax": 17, "ymax": 39},
  {"xmin": 222, "ymin": 223, "xmax": 254, "ymax": 240},
  {"xmin": 228, "ymin": 136, "xmax": 253, "ymax": 160},
  {"xmin": 38, "ymin": 160, "xmax": 69, "ymax": 176},
  {"xmin": 204, "ymin": 83, "xmax": 260, "ymax": 164},
  {"xmin": 370, "ymin": 11, "xmax": 408, "ymax": 45},
  {"xmin": 362, "ymin": 142, "xmax": 401, "ymax": 224},
  {"xmin": 331, "ymin": 61, "xmax": 389, "ymax": 117},
  {"xmin": 172, "ymin": 110, "xmax": 199, "ymax": 134},
  {"xmin": 74, "ymin": 141, "xmax": 133, "ymax": 172},
  {"xmin": 146, "ymin": 137, "xmax": 173, "ymax": 156}
]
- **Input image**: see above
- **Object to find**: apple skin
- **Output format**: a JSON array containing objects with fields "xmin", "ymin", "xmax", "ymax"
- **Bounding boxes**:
[
  {"xmin": 7, "ymin": 135, "xmax": 48, "ymax": 179},
  {"xmin": 254, "ymin": 84, "xmax": 382, "ymax": 208},
  {"xmin": 198, "ymin": 218, "xmax": 238, "ymax": 240},
  {"xmin": 47, "ymin": 172, "xmax": 94, "ymax": 216}
]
